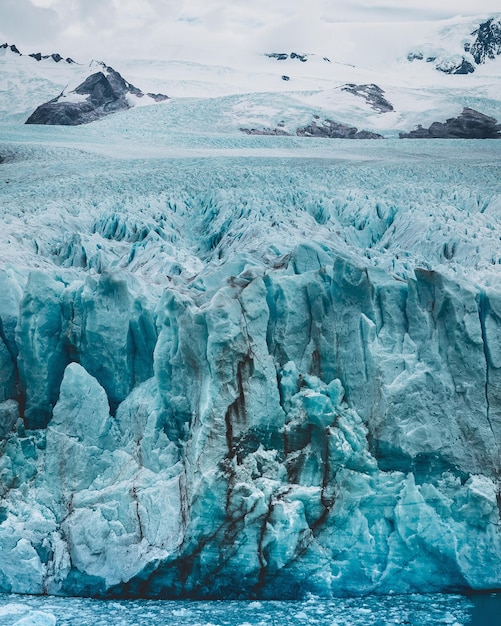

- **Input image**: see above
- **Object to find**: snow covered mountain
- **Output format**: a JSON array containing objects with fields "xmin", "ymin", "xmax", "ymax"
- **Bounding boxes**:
[
  {"xmin": 0, "ymin": 13, "xmax": 501, "ymax": 600},
  {"xmin": 407, "ymin": 15, "xmax": 501, "ymax": 74},
  {"xmin": 26, "ymin": 62, "xmax": 168, "ymax": 126}
]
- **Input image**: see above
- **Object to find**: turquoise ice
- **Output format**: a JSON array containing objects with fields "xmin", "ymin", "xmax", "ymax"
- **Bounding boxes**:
[{"xmin": 0, "ymin": 122, "xmax": 500, "ymax": 598}]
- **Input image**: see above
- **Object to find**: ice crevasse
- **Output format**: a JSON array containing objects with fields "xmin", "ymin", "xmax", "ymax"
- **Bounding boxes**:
[{"xmin": 0, "ymin": 234, "xmax": 499, "ymax": 599}]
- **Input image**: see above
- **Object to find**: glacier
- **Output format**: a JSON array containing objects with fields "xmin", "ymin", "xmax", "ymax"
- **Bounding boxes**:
[{"xmin": 0, "ymin": 116, "xmax": 500, "ymax": 600}]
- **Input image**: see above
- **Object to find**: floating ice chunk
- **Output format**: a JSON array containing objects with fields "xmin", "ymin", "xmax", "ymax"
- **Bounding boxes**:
[{"xmin": 13, "ymin": 611, "xmax": 57, "ymax": 626}]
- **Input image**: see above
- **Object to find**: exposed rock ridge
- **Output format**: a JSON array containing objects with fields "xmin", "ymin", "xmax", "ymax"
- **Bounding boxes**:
[
  {"xmin": 0, "ymin": 42, "xmax": 75, "ymax": 64},
  {"xmin": 265, "ymin": 52, "xmax": 309, "ymax": 62},
  {"xmin": 341, "ymin": 83, "xmax": 394, "ymax": 113},
  {"xmin": 296, "ymin": 116, "xmax": 384, "ymax": 139},
  {"xmin": 399, "ymin": 107, "xmax": 501, "ymax": 139},
  {"xmin": 29, "ymin": 52, "xmax": 76, "ymax": 64},
  {"xmin": 240, "ymin": 116, "xmax": 384, "ymax": 139},
  {"xmin": 240, "ymin": 127, "xmax": 291, "ymax": 136},
  {"xmin": 468, "ymin": 17, "xmax": 501, "ymax": 64}
]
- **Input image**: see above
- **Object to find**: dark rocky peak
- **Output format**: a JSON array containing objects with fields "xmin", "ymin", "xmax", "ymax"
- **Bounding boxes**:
[
  {"xmin": 73, "ymin": 66, "xmax": 142, "ymax": 106},
  {"xmin": 399, "ymin": 107, "xmax": 501, "ymax": 139},
  {"xmin": 469, "ymin": 18, "xmax": 501, "ymax": 64},
  {"xmin": 103, "ymin": 65, "xmax": 143, "ymax": 97},
  {"xmin": 93, "ymin": 65, "xmax": 168, "ymax": 102},
  {"xmin": 341, "ymin": 83, "xmax": 394, "ymax": 113},
  {"xmin": 25, "ymin": 65, "xmax": 169, "ymax": 126},
  {"xmin": 1, "ymin": 43, "xmax": 21, "ymax": 55},
  {"xmin": 73, "ymin": 71, "xmax": 124, "ymax": 108}
]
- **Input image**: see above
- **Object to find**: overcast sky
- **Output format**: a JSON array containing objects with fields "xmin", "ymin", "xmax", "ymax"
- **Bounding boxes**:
[{"xmin": 1, "ymin": 1, "xmax": 500, "ymax": 61}]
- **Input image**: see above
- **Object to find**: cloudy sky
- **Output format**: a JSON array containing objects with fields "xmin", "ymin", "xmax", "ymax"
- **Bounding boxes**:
[{"xmin": 1, "ymin": 0, "xmax": 499, "ymax": 61}]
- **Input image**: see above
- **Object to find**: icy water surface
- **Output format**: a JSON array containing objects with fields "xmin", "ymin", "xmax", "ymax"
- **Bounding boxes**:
[{"xmin": 0, "ymin": 594, "xmax": 500, "ymax": 626}]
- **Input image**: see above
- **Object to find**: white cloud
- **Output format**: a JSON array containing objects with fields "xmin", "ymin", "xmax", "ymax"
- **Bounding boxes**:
[
  {"xmin": 0, "ymin": 0, "xmax": 61, "ymax": 49},
  {"xmin": 0, "ymin": 0, "xmax": 499, "ymax": 60}
]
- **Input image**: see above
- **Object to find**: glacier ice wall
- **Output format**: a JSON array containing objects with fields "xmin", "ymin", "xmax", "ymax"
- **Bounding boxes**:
[{"xmin": 0, "ymin": 140, "xmax": 500, "ymax": 598}]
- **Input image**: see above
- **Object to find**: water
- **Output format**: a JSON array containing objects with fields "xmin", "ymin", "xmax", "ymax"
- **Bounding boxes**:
[{"xmin": 0, "ymin": 593, "xmax": 499, "ymax": 626}]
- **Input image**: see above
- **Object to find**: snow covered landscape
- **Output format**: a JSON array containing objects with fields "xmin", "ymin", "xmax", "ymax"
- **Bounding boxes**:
[{"xmin": 1, "ymin": 5, "xmax": 501, "ymax": 613}]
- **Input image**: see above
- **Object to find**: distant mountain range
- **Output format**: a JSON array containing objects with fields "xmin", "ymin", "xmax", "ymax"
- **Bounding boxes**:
[{"xmin": 1, "ymin": 14, "xmax": 501, "ymax": 136}]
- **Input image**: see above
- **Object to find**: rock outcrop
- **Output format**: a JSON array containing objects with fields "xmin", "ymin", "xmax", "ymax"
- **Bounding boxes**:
[
  {"xmin": 25, "ymin": 65, "xmax": 169, "ymax": 126},
  {"xmin": 468, "ymin": 18, "xmax": 501, "ymax": 65},
  {"xmin": 265, "ymin": 52, "xmax": 309, "ymax": 62},
  {"xmin": 241, "ymin": 117, "xmax": 384, "ymax": 139},
  {"xmin": 399, "ymin": 108, "xmax": 501, "ymax": 139},
  {"xmin": 0, "ymin": 43, "xmax": 21, "ymax": 55},
  {"xmin": 436, "ymin": 57, "xmax": 475, "ymax": 75},
  {"xmin": 297, "ymin": 116, "xmax": 384, "ymax": 139},
  {"xmin": 240, "ymin": 127, "xmax": 291, "ymax": 136},
  {"xmin": 407, "ymin": 17, "xmax": 501, "ymax": 75},
  {"xmin": 341, "ymin": 84, "xmax": 394, "ymax": 113}
]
